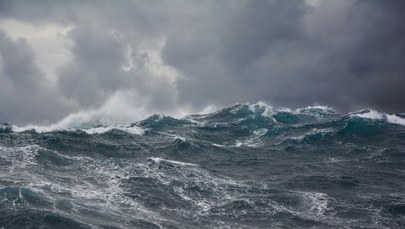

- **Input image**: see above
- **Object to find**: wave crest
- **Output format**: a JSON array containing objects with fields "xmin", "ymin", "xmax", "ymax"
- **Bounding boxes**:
[{"xmin": 7, "ymin": 103, "xmax": 405, "ymax": 135}]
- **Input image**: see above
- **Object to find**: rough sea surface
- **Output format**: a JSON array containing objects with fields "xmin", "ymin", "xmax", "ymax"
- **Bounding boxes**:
[{"xmin": 1, "ymin": 103, "xmax": 405, "ymax": 228}]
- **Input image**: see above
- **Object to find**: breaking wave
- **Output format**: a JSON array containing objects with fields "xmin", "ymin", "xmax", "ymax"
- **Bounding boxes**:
[{"xmin": 1, "ymin": 102, "xmax": 405, "ymax": 228}]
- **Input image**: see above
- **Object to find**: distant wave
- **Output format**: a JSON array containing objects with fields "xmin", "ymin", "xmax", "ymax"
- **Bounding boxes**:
[
  {"xmin": 3, "ymin": 103, "xmax": 405, "ymax": 137},
  {"xmin": 350, "ymin": 109, "xmax": 405, "ymax": 126},
  {"xmin": 1, "ymin": 102, "xmax": 405, "ymax": 228}
]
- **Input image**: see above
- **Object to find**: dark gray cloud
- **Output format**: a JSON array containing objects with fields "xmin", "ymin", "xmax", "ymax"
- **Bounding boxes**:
[
  {"xmin": 0, "ymin": 30, "xmax": 76, "ymax": 124},
  {"xmin": 0, "ymin": 0, "xmax": 404, "ymax": 124},
  {"xmin": 58, "ymin": 23, "xmax": 128, "ymax": 107},
  {"xmin": 56, "ymin": 20, "xmax": 178, "ymax": 113},
  {"xmin": 162, "ymin": 1, "xmax": 310, "ymax": 107},
  {"xmin": 163, "ymin": 0, "xmax": 405, "ymax": 112}
]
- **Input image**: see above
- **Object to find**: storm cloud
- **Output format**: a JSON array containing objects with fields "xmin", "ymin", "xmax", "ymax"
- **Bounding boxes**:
[
  {"xmin": 0, "ymin": 0, "xmax": 404, "ymax": 124},
  {"xmin": 163, "ymin": 0, "xmax": 405, "ymax": 111},
  {"xmin": 0, "ymin": 30, "xmax": 76, "ymax": 124}
]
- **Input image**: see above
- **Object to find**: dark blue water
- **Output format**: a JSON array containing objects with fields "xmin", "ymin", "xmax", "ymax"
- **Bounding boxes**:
[{"xmin": 1, "ymin": 103, "xmax": 405, "ymax": 228}]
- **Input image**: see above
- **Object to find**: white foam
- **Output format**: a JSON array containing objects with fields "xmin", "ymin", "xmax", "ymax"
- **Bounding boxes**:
[
  {"xmin": 301, "ymin": 192, "xmax": 332, "ymax": 216},
  {"xmin": 13, "ymin": 124, "xmax": 145, "ymax": 135},
  {"xmin": 141, "ymin": 157, "xmax": 245, "ymax": 215},
  {"xmin": 234, "ymin": 140, "xmax": 244, "ymax": 147},
  {"xmin": 12, "ymin": 124, "xmax": 56, "ymax": 133},
  {"xmin": 0, "ymin": 145, "xmax": 42, "ymax": 176},
  {"xmin": 386, "ymin": 114, "xmax": 405, "ymax": 126},
  {"xmin": 148, "ymin": 157, "xmax": 199, "ymax": 167},
  {"xmin": 174, "ymin": 135, "xmax": 187, "ymax": 142},
  {"xmin": 248, "ymin": 101, "xmax": 274, "ymax": 117},
  {"xmin": 289, "ymin": 128, "xmax": 334, "ymax": 141},
  {"xmin": 253, "ymin": 128, "xmax": 268, "ymax": 137},
  {"xmin": 295, "ymin": 105, "xmax": 337, "ymax": 117},
  {"xmin": 11, "ymin": 90, "xmax": 154, "ymax": 133},
  {"xmin": 185, "ymin": 118, "xmax": 207, "ymax": 127},
  {"xmin": 232, "ymin": 138, "xmax": 262, "ymax": 148},
  {"xmin": 165, "ymin": 133, "xmax": 187, "ymax": 142},
  {"xmin": 297, "ymin": 105, "xmax": 334, "ymax": 112},
  {"xmin": 350, "ymin": 109, "xmax": 384, "ymax": 120},
  {"xmin": 82, "ymin": 125, "xmax": 145, "ymax": 135},
  {"xmin": 0, "ymin": 144, "xmax": 172, "ymax": 225},
  {"xmin": 211, "ymin": 143, "xmax": 226, "ymax": 147},
  {"xmin": 276, "ymin": 107, "xmax": 293, "ymax": 113},
  {"xmin": 230, "ymin": 128, "xmax": 267, "ymax": 148},
  {"xmin": 349, "ymin": 109, "xmax": 405, "ymax": 127},
  {"xmin": 270, "ymin": 191, "xmax": 333, "ymax": 219},
  {"xmin": 81, "ymin": 126, "xmax": 115, "ymax": 135}
]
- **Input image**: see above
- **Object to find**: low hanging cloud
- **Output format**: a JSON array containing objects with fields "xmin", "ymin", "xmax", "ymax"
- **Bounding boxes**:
[
  {"xmin": 163, "ymin": 0, "xmax": 405, "ymax": 112},
  {"xmin": 0, "ymin": 30, "xmax": 76, "ymax": 124},
  {"xmin": 0, "ymin": 0, "xmax": 404, "ymax": 125}
]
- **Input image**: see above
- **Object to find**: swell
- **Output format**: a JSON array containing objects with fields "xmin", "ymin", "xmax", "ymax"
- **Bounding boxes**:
[
  {"xmin": 6, "ymin": 103, "xmax": 405, "ymax": 137},
  {"xmin": 1, "ymin": 103, "xmax": 405, "ymax": 228}
]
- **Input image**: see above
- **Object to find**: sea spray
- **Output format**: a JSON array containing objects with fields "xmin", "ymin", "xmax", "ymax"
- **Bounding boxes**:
[{"xmin": 1, "ymin": 103, "xmax": 404, "ymax": 228}]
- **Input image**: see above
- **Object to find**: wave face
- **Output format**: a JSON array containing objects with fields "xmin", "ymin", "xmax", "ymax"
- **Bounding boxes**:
[{"xmin": 1, "ymin": 103, "xmax": 405, "ymax": 228}]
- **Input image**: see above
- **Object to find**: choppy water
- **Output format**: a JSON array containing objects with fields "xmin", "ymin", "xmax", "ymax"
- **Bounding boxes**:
[{"xmin": 1, "ymin": 103, "xmax": 405, "ymax": 228}]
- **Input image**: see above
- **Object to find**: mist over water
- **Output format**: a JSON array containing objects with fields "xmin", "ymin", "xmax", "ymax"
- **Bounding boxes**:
[{"xmin": 1, "ymin": 103, "xmax": 405, "ymax": 228}]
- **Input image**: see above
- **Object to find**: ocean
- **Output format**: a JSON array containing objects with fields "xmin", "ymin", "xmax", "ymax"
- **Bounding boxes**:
[{"xmin": 0, "ymin": 103, "xmax": 404, "ymax": 228}]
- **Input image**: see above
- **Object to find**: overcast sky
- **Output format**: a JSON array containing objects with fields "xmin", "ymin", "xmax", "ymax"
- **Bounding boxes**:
[{"xmin": 0, "ymin": 0, "xmax": 404, "ymax": 125}]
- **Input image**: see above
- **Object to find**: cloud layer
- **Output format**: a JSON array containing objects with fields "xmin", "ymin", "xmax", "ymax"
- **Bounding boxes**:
[{"xmin": 0, "ymin": 0, "xmax": 404, "ymax": 124}]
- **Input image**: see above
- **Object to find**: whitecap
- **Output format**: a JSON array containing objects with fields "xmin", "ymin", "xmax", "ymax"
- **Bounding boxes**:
[
  {"xmin": 295, "ymin": 105, "xmax": 337, "ymax": 118},
  {"xmin": 277, "ymin": 107, "xmax": 293, "ymax": 113},
  {"xmin": 386, "ymin": 114, "xmax": 405, "ymax": 126},
  {"xmin": 234, "ymin": 140, "xmax": 244, "ymax": 147},
  {"xmin": 296, "ymin": 105, "xmax": 335, "ymax": 112},
  {"xmin": 350, "ymin": 109, "xmax": 384, "ymax": 120},
  {"xmin": 248, "ymin": 101, "xmax": 274, "ymax": 117},
  {"xmin": 82, "ymin": 125, "xmax": 145, "ymax": 135},
  {"xmin": 12, "ymin": 124, "xmax": 56, "ymax": 133},
  {"xmin": 12, "ymin": 90, "xmax": 152, "ymax": 133},
  {"xmin": 349, "ymin": 109, "xmax": 405, "ymax": 127},
  {"xmin": 12, "ymin": 123, "xmax": 145, "ymax": 135}
]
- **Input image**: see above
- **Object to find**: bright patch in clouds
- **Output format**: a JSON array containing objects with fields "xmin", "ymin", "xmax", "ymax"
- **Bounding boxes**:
[
  {"xmin": 0, "ymin": 20, "xmax": 71, "ymax": 81},
  {"xmin": 305, "ymin": 0, "xmax": 323, "ymax": 7}
]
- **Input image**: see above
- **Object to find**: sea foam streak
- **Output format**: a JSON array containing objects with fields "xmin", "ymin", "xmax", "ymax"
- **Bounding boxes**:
[
  {"xmin": 148, "ymin": 157, "xmax": 199, "ymax": 167},
  {"xmin": 1, "ymin": 102, "xmax": 405, "ymax": 228}
]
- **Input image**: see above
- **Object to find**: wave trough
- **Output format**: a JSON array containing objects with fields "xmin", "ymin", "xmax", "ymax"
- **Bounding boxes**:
[{"xmin": 1, "ymin": 103, "xmax": 405, "ymax": 228}]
